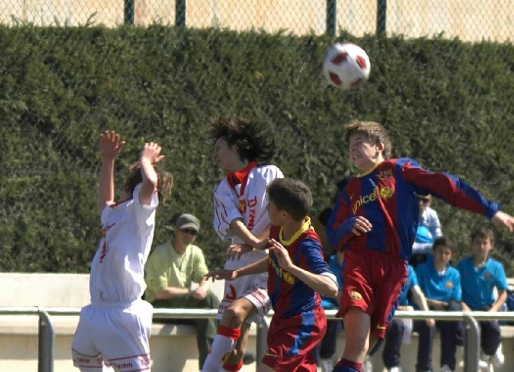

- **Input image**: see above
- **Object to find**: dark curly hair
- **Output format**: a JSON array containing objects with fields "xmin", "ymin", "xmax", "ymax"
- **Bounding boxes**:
[{"xmin": 208, "ymin": 116, "xmax": 275, "ymax": 164}]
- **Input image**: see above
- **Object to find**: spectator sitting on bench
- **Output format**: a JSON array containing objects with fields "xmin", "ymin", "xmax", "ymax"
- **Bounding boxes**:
[
  {"xmin": 457, "ymin": 226, "xmax": 507, "ymax": 369},
  {"xmin": 145, "ymin": 213, "xmax": 220, "ymax": 370}
]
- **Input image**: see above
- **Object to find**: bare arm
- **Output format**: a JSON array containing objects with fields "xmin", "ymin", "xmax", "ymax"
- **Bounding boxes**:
[
  {"xmin": 288, "ymin": 266, "xmax": 338, "ymax": 298},
  {"xmin": 235, "ymin": 257, "xmax": 269, "ymax": 277},
  {"xmin": 411, "ymin": 285, "xmax": 430, "ymax": 311},
  {"xmin": 230, "ymin": 220, "xmax": 268, "ymax": 249},
  {"xmin": 98, "ymin": 131, "xmax": 125, "ymax": 213},
  {"xmin": 154, "ymin": 287, "xmax": 190, "ymax": 300},
  {"xmin": 139, "ymin": 142, "xmax": 165, "ymax": 206}
]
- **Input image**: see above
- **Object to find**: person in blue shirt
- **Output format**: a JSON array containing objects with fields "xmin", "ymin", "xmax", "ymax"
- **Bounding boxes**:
[
  {"xmin": 410, "ymin": 194, "xmax": 443, "ymax": 268},
  {"xmin": 457, "ymin": 226, "xmax": 507, "ymax": 369},
  {"xmin": 367, "ymin": 265, "xmax": 433, "ymax": 372},
  {"xmin": 414, "ymin": 236, "xmax": 464, "ymax": 372}
]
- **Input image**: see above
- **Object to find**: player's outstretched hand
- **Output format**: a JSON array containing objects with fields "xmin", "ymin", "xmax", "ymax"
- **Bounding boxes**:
[
  {"xmin": 140, "ymin": 142, "xmax": 165, "ymax": 165},
  {"xmin": 351, "ymin": 216, "xmax": 372, "ymax": 236},
  {"xmin": 100, "ymin": 131, "xmax": 126, "ymax": 160},
  {"xmin": 226, "ymin": 244, "xmax": 253, "ymax": 261},
  {"xmin": 204, "ymin": 269, "xmax": 238, "ymax": 282},
  {"xmin": 491, "ymin": 211, "xmax": 514, "ymax": 233},
  {"xmin": 268, "ymin": 239, "xmax": 293, "ymax": 271}
]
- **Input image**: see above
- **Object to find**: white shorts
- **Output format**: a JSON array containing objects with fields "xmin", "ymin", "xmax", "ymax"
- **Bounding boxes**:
[
  {"xmin": 218, "ymin": 250, "xmax": 271, "ymax": 324},
  {"xmin": 71, "ymin": 300, "xmax": 153, "ymax": 372}
]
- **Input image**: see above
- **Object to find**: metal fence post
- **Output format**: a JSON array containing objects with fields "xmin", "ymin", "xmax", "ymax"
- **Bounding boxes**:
[
  {"xmin": 256, "ymin": 319, "xmax": 269, "ymax": 366},
  {"xmin": 463, "ymin": 312, "xmax": 479, "ymax": 372},
  {"xmin": 37, "ymin": 308, "xmax": 55, "ymax": 372},
  {"xmin": 176, "ymin": 0, "xmax": 186, "ymax": 27},
  {"xmin": 124, "ymin": 0, "xmax": 135, "ymax": 25},
  {"xmin": 326, "ymin": 0, "xmax": 336, "ymax": 37},
  {"xmin": 376, "ymin": 0, "xmax": 387, "ymax": 34}
]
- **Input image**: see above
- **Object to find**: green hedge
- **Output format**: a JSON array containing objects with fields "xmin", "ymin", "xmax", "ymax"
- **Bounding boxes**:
[{"xmin": 1, "ymin": 26, "xmax": 514, "ymax": 274}]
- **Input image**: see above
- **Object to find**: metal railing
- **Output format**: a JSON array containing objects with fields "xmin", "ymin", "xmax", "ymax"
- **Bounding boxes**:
[{"xmin": 1, "ymin": 307, "xmax": 514, "ymax": 372}]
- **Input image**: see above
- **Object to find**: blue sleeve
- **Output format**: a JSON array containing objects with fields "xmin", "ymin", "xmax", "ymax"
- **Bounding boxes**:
[
  {"xmin": 452, "ymin": 271, "xmax": 462, "ymax": 302},
  {"xmin": 326, "ymin": 193, "xmax": 358, "ymax": 250},
  {"xmin": 298, "ymin": 239, "xmax": 332, "ymax": 275},
  {"xmin": 401, "ymin": 158, "xmax": 500, "ymax": 219},
  {"xmin": 494, "ymin": 262, "xmax": 508, "ymax": 291}
]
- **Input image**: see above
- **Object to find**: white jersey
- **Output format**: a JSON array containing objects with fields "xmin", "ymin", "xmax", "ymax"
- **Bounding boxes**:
[
  {"xmin": 89, "ymin": 183, "xmax": 159, "ymax": 303},
  {"xmin": 213, "ymin": 164, "xmax": 283, "ymax": 247}
]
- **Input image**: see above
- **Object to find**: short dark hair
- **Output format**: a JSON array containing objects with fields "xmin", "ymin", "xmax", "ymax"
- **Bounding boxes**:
[
  {"xmin": 432, "ymin": 236, "xmax": 457, "ymax": 254},
  {"xmin": 471, "ymin": 226, "xmax": 495, "ymax": 245},
  {"xmin": 345, "ymin": 121, "xmax": 392, "ymax": 159},
  {"xmin": 208, "ymin": 116, "xmax": 275, "ymax": 163},
  {"xmin": 267, "ymin": 178, "xmax": 313, "ymax": 221}
]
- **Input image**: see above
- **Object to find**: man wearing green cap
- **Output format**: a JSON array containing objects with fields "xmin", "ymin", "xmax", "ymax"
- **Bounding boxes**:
[{"xmin": 145, "ymin": 213, "xmax": 220, "ymax": 370}]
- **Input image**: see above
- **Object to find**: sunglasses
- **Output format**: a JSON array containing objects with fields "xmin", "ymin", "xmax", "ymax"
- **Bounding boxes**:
[
  {"xmin": 180, "ymin": 228, "xmax": 198, "ymax": 236},
  {"xmin": 417, "ymin": 197, "xmax": 430, "ymax": 204}
]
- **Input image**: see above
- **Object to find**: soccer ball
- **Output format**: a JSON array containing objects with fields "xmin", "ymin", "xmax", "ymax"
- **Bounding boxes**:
[{"xmin": 323, "ymin": 42, "xmax": 371, "ymax": 90}]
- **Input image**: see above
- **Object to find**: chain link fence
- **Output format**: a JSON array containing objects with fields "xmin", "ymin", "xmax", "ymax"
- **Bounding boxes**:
[
  {"xmin": 1, "ymin": 0, "xmax": 514, "ymax": 273},
  {"xmin": 1, "ymin": 0, "xmax": 512, "ymax": 41}
]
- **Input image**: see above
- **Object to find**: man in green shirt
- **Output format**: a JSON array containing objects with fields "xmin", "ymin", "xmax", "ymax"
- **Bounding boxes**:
[{"xmin": 145, "ymin": 213, "xmax": 220, "ymax": 370}]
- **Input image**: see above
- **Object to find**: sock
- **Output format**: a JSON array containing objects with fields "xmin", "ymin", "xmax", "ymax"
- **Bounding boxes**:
[
  {"xmin": 333, "ymin": 358, "xmax": 363, "ymax": 372},
  {"xmin": 201, "ymin": 325, "xmax": 241, "ymax": 372},
  {"xmin": 222, "ymin": 360, "xmax": 244, "ymax": 371}
]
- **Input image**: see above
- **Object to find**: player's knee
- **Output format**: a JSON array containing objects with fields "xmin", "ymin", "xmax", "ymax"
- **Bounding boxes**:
[{"xmin": 222, "ymin": 304, "xmax": 247, "ymax": 328}]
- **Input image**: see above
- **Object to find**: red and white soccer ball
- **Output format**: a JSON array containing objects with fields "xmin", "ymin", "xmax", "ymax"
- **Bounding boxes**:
[{"xmin": 323, "ymin": 42, "xmax": 371, "ymax": 90}]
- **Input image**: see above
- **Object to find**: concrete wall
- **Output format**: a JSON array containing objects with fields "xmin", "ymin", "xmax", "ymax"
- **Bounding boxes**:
[{"xmin": 0, "ymin": 0, "xmax": 511, "ymax": 42}]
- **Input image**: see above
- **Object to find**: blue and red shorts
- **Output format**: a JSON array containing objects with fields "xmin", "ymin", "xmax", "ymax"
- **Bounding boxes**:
[
  {"xmin": 261, "ymin": 306, "xmax": 326, "ymax": 371},
  {"xmin": 338, "ymin": 248, "xmax": 407, "ymax": 339}
]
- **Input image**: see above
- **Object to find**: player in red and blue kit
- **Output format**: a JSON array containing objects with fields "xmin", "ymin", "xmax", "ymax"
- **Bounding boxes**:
[
  {"xmin": 206, "ymin": 178, "xmax": 338, "ymax": 372},
  {"xmin": 326, "ymin": 121, "xmax": 514, "ymax": 372}
]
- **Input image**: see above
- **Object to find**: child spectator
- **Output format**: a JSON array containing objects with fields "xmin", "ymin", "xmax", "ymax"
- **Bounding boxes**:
[
  {"xmin": 457, "ymin": 226, "xmax": 507, "ymax": 369},
  {"xmin": 414, "ymin": 236, "xmax": 464, "ymax": 372}
]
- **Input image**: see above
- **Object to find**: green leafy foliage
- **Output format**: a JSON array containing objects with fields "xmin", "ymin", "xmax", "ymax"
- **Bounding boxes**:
[{"xmin": 1, "ymin": 26, "xmax": 514, "ymax": 274}]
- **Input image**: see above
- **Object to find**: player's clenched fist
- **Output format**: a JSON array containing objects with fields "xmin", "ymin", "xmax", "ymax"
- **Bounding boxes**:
[
  {"xmin": 140, "ymin": 142, "xmax": 165, "ymax": 164},
  {"xmin": 100, "ymin": 131, "xmax": 126, "ymax": 160},
  {"xmin": 268, "ymin": 239, "xmax": 293, "ymax": 271}
]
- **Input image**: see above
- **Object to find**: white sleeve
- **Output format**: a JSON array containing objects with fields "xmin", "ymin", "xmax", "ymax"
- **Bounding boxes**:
[
  {"xmin": 212, "ymin": 180, "xmax": 241, "ymax": 241},
  {"xmin": 130, "ymin": 183, "xmax": 159, "ymax": 231}
]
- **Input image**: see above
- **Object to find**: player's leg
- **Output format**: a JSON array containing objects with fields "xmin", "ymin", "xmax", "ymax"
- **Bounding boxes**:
[
  {"xmin": 71, "ymin": 305, "xmax": 112, "ymax": 372},
  {"xmin": 381, "ymin": 319, "xmax": 405, "ymax": 370},
  {"xmin": 95, "ymin": 302, "xmax": 153, "ymax": 371},
  {"xmin": 202, "ymin": 296, "xmax": 256, "ymax": 372},
  {"xmin": 332, "ymin": 250, "xmax": 375, "ymax": 372},
  {"xmin": 222, "ymin": 322, "xmax": 251, "ymax": 371},
  {"xmin": 260, "ymin": 307, "xmax": 325, "ymax": 372}
]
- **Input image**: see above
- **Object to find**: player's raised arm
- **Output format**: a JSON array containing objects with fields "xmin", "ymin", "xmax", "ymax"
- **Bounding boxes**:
[
  {"xmin": 401, "ymin": 159, "xmax": 514, "ymax": 231},
  {"xmin": 98, "ymin": 131, "xmax": 126, "ymax": 213},
  {"xmin": 139, "ymin": 142, "xmax": 165, "ymax": 206}
]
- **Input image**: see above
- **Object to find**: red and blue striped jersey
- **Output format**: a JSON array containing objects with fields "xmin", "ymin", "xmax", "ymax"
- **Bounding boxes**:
[
  {"xmin": 268, "ymin": 220, "xmax": 332, "ymax": 318},
  {"xmin": 327, "ymin": 158, "xmax": 500, "ymax": 260}
]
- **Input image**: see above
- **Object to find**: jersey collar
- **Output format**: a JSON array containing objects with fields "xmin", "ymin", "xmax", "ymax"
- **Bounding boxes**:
[
  {"xmin": 279, "ymin": 217, "xmax": 312, "ymax": 246},
  {"xmin": 357, "ymin": 160, "xmax": 383, "ymax": 177}
]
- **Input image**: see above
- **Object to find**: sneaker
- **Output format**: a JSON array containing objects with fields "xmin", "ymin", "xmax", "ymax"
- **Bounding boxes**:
[
  {"xmin": 319, "ymin": 358, "xmax": 334, "ymax": 372},
  {"xmin": 243, "ymin": 352, "xmax": 255, "ymax": 365},
  {"xmin": 388, "ymin": 367, "xmax": 402, "ymax": 372},
  {"xmin": 491, "ymin": 343, "xmax": 505, "ymax": 367},
  {"xmin": 440, "ymin": 365, "xmax": 453, "ymax": 372},
  {"xmin": 362, "ymin": 357, "xmax": 373, "ymax": 372}
]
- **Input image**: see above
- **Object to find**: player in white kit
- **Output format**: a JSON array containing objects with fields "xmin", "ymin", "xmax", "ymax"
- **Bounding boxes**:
[
  {"xmin": 201, "ymin": 117, "xmax": 284, "ymax": 372},
  {"xmin": 71, "ymin": 131, "xmax": 174, "ymax": 372}
]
